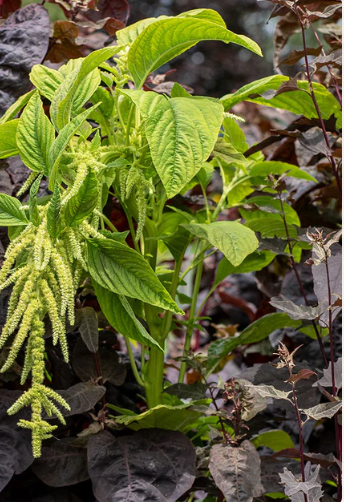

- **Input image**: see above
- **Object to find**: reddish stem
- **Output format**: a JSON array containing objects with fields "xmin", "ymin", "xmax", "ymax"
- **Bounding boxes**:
[
  {"xmin": 324, "ymin": 254, "xmax": 342, "ymax": 499},
  {"xmin": 278, "ymin": 194, "xmax": 328, "ymax": 367},
  {"xmin": 296, "ymin": 8, "xmax": 342, "ymax": 197},
  {"xmin": 289, "ymin": 368, "xmax": 308, "ymax": 502}
]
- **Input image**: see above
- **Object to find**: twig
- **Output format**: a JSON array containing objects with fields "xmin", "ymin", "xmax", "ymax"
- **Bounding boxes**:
[
  {"xmin": 277, "ymin": 193, "xmax": 328, "ymax": 367},
  {"xmin": 324, "ymin": 252, "xmax": 342, "ymax": 499},
  {"xmin": 288, "ymin": 366, "xmax": 308, "ymax": 502},
  {"xmin": 295, "ymin": 7, "xmax": 341, "ymax": 196},
  {"xmin": 202, "ymin": 375, "xmax": 229, "ymax": 443},
  {"xmin": 301, "ymin": 12, "xmax": 342, "ymax": 107}
]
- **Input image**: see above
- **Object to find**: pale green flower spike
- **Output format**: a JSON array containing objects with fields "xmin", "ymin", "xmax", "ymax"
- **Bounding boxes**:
[
  {"xmin": 7, "ymin": 314, "xmax": 70, "ymax": 458},
  {"xmin": 0, "ymin": 166, "xmax": 93, "ymax": 456},
  {"xmin": 16, "ymin": 172, "xmax": 39, "ymax": 197}
]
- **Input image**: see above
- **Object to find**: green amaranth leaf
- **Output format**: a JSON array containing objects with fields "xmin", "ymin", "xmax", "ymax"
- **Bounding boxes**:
[
  {"xmin": 94, "ymin": 282, "xmax": 163, "ymax": 352},
  {"xmin": 47, "ymin": 184, "xmax": 63, "ymax": 239},
  {"xmin": 128, "ymin": 10, "xmax": 262, "ymax": 88},
  {"xmin": 0, "ymin": 194, "xmax": 28, "ymax": 226},
  {"xmin": 182, "ymin": 221, "xmax": 259, "ymax": 267},
  {"xmin": 0, "ymin": 120, "xmax": 19, "ymax": 159},
  {"xmin": 87, "ymin": 238, "xmax": 183, "ymax": 315},
  {"xmin": 207, "ymin": 313, "xmax": 301, "ymax": 365},
  {"xmin": 29, "ymin": 65, "xmax": 64, "ymax": 101},
  {"xmin": 48, "ymin": 104, "xmax": 99, "ymax": 190},
  {"xmin": 17, "ymin": 92, "xmax": 55, "ymax": 175},
  {"xmin": 239, "ymin": 196, "xmax": 301, "ymax": 227},
  {"xmin": 0, "ymin": 90, "xmax": 36, "ymax": 125},
  {"xmin": 221, "ymin": 75, "xmax": 341, "ymax": 127},
  {"xmin": 50, "ymin": 66, "xmax": 100, "ymax": 131},
  {"xmin": 117, "ymin": 9, "xmax": 226, "ymax": 46},
  {"xmin": 245, "ymin": 217, "xmax": 298, "ymax": 239},
  {"xmin": 214, "ymin": 250, "xmax": 275, "ymax": 288},
  {"xmin": 250, "ymin": 161, "xmax": 317, "ymax": 182},
  {"xmin": 64, "ymin": 168, "xmax": 98, "ymax": 227},
  {"xmin": 123, "ymin": 90, "xmax": 224, "ymax": 197},
  {"xmin": 109, "ymin": 404, "xmax": 201, "ymax": 432},
  {"xmin": 252, "ymin": 430, "xmax": 294, "ymax": 452},
  {"xmin": 52, "ymin": 46, "xmax": 122, "ymax": 130}
]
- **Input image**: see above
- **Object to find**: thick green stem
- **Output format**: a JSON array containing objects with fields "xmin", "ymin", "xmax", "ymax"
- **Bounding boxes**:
[
  {"xmin": 161, "ymin": 253, "xmax": 185, "ymax": 341},
  {"xmin": 178, "ymin": 256, "xmax": 204, "ymax": 383},
  {"xmin": 144, "ymin": 303, "xmax": 164, "ymax": 408},
  {"xmin": 144, "ymin": 344, "xmax": 165, "ymax": 408}
]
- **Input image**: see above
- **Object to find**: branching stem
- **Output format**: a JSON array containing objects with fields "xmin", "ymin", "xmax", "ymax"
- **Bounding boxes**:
[
  {"xmin": 277, "ymin": 193, "xmax": 328, "ymax": 367},
  {"xmin": 295, "ymin": 8, "xmax": 341, "ymax": 196}
]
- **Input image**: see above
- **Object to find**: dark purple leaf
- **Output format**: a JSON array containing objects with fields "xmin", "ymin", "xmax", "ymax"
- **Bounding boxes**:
[
  {"xmin": 163, "ymin": 382, "xmax": 207, "ymax": 400},
  {"xmin": 88, "ymin": 429, "xmax": 196, "ymax": 502},
  {"xmin": 290, "ymin": 369, "xmax": 317, "ymax": 383},
  {"xmin": 60, "ymin": 382, "xmax": 106, "ymax": 417},
  {"xmin": 32, "ymin": 489, "xmax": 83, "ymax": 502},
  {"xmin": 269, "ymin": 294, "xmax": 322, "ymax": 320},
  {"xmin": 40, "ymin": 382, "xmax": 106, "ymax": 420},
  {"xmin": 279, "ymin": 47, "xmax": 322, "ymax": 66},
  {"xmin": 0, "ymin": 425, "xmax": 33, "ymax": 491},
  {"xmin": 209, "ymin": 440, "xmax": 264, "ymax": 502},
  {"xmin": 312, "ymin": 252, "xmax": 342, "ymax": 326},
  {"xmin": 312, "ymin": 357, "xmax": 342, "ymax": 390},
  {"xmin": 311, "ymin": 49, "xmax": 342, "ymax": 70},
  {"xmin": 32, "ymin": 439, "xmax": 89, "ymax": 487},
  {"xmin": 82, "ymin": 0, "xmax": 130, "ymax": 25},
  {"xmin": 240, "ymin": 362, "xmax": 319, "ymax": 410},
  {"xmin": 0, "ymin": 4, "xmax": 50, "ymax": 116},
  {"xmin": 273, "ymin": 11, "xmax": 300, "ymax": 70},
  {"xmin": 297, "ymin": 127, "xmax": 335, "ymax": 158},
  {"xmin": 75, "ymin": 307, "xmax": 99, "ymax": 353},
  {"xmin": 72, "ymin": 338, "xmax": 127, "ymax": 385},
  {"xmin": 0, "ymin": 0, "xmax": 22, "ymax": 19},
  {"xmin": 279, "ymin": 462, "xmax": 323, "ymax": 502}
]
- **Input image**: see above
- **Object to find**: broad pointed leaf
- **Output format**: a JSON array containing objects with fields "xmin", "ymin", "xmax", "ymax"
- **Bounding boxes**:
[
  {"xmin": 0, "ymin": 90, "xmax": 35, "ymax": 125},
  {"xmin": 94, "ymin": 282, "xmax": 163, "ymax": 352},
  {"xmin": 301, "ymin": 401, "xmax": 342, "ymax": 420},
  {"xmin": 208, "ymin": 313, "xmax": 301, "ymax": 366},
  {"xmin": 252, "ymin": 430, "xmax": 294, "ymax": 452},
  {"xmin": 76, "ymin": 307, "xmax": 99, "ymax": 354},
  {"xmin": 88, "ymin": 430, "xmax": 196, "ymax": 502},
  {"xmin": 313, "ymin": 358, "xmax": 342, "ymax": 390},
  {"xmin": 125, "ymin": 90, "xmax": 223, "ymax": 197},
  {"xmin": 29, "ymin": 65, "xmax": 64, "ymax": 102},
  {"xmin": 111, "ymin": 404, "xmax": 201, "ymax": 431},
  {"xmin": 53, "ymin": 46, "xmax": 122, "ymax": 130},
  {"xmin": 221, "ymin": 75, "xmax": 341, "ymax": 127},
  {"xmin": 17, "ymin": 92, "xmax": 54, "ymax": 174},
  {"xmin": 183, "ymin": 221, "xmax": 259, "ymax": 266},
  {"xmin": 250, "ymin": 161, "xmax": 317, "ymax": 182},
  {"xmin": 128, "ymin": 11, "xmax": 262, "ymax": 88},
  {"xmin": 209, "ymin": 441, "xmax": 264, "ymax": 502},
  {"xmin": 214, "ymin": 251, "xmax": 275, "ymax": 288},
  {"xmin": 87, "ymin": 238, "xmax": 183, "ymax": 314},
  {"xmin": 0, "ymin": 193, "xmax": 28, "ymax": 226},
  {"xmin": 0, "ymin": 120, "xmax": 19, "ymax": 158}
]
